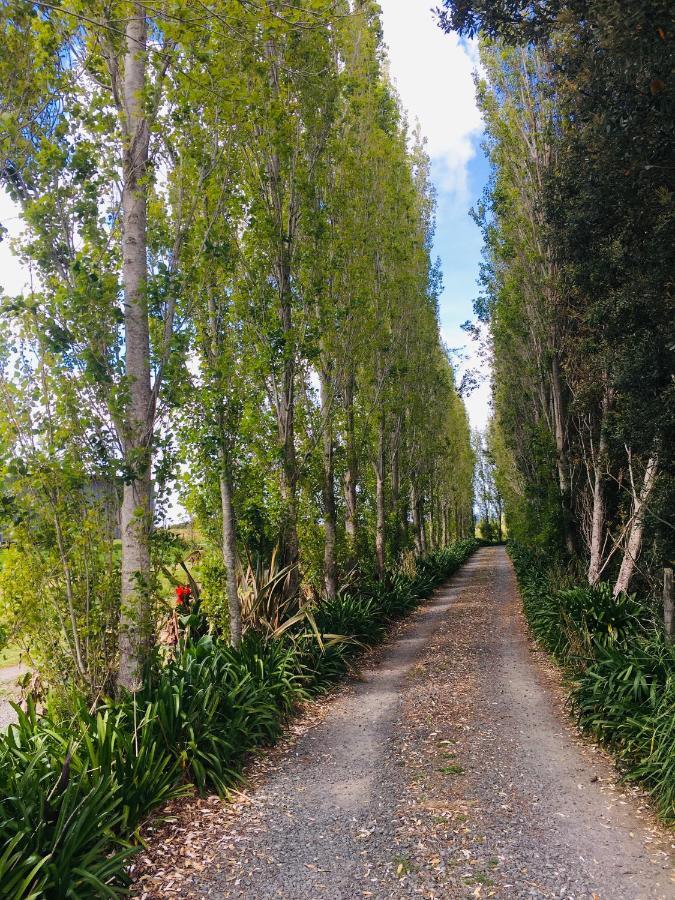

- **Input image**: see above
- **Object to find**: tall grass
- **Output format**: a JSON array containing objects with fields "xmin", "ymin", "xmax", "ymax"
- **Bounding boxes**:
[
  {"xmin": 510, "ymin": 542, "xmax": 674, "ymax": 824},
  {"xmin": 0, "ymin": 539, "xmax": 477, "ymax": 898}
]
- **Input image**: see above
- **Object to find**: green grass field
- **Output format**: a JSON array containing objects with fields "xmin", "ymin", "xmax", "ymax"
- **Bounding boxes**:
[{"xmin": 0, "ymin": 645, "xmax": 22, "ymax": 668}]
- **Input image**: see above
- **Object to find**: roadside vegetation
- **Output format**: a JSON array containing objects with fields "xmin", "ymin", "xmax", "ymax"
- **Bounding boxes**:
[
  {"xmin": 0, "ymin": 1, "xmax": 477, "ymax": 895},
  {"xmin": 438, "ymin": 0, "xmax": 674, "ymax": 824},
  {"xmin": 0, "ymin": 0, "xmax": 671, "ymax": 892},
  {"xmin": 0, "ymin": 540, "xmax": 476, "ymax": 898},
  {"xmin": 511, "ymin": 543, "xmax": 674, "ymax": 823}
]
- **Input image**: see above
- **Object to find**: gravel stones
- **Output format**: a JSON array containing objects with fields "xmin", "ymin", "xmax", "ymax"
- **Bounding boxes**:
[{"xmin": 131, "ymin": 548, "xmax": 674, "ymax": 899}]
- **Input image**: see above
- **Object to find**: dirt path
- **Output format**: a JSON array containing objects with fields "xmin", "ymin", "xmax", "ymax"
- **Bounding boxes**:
[
  {"xmin": 0, "ymin": 663, "xmax": 24, "ymax": 731},
  {"xmin": 134, "ymin": 547, "xmax": 674, "ymax": 899}
]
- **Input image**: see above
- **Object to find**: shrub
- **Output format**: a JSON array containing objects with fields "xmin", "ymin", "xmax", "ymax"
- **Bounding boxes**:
[
  {"xmin": 0, "ymin": 540, "xmax": 477, "ymax": 897},
  {"xmin": 510, "ymin": 541, "xmax": 674, "ymax": 824}
]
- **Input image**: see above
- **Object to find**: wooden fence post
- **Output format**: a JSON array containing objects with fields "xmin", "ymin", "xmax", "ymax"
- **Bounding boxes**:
[{"xmin": 664, "ymin": 568, "xmax": 674, "ymax": 640}]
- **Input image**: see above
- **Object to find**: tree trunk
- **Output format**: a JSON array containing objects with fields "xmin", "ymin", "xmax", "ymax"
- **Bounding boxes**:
[
  {"xmin": 613, "ymin": 455, "xmax": 658, "ymax": 597},
  {"xmin": 118, "ymin": 6, "xmax": 153, "ymax": 692},
  {"xmin": 390, "ymin": 426, "xmax": 402, "ymax": 555},
  {"xmin": 219, "ymin": 451, "xmax": 242, "ymax": 648},
  {"xmin": 432, "ymin": 489, "xmax": 441, "ymax": 551},
  {"xmin": 205, "ymin": 283, "xmax": 242, "ymax": 649},
  {"xmin": 411, "ymin": 484, "xmax": 427, "ymax": 556},
  {"xmin": 277, "ymin": 260, "xmax": 300, "ymax": 596},
  {"xmin": 374, "ymin": 417, "xmax": 386, "ymax": 579},
  {"xmin": 262, "ymin": 34, "xmax": 300, "ymax": 597},
  {"xmin": 551, "ymin": 353, "xmax": 575, "ymax": 555},
  {"xmin": 419, "ymin": 497, "xmax": 427, "ymax": 554},
  {"xmin": 343, "ymin": 369, "xmax": 358, "ymax": 556},
  {"xmin": 411, "ymin": 484, "xmax": 422, "ymax": 556},
  {"xmin": 588, "ymin": 392, "xmax": 609, "ymax": 586},
  {"xmin": 320, "ymin": 368, "xmax": 338, "ymax": 601}
]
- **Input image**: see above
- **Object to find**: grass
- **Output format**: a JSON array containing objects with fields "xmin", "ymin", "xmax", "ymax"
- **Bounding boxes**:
[
  {"xmin": 0, "ymin": 645, "xmax": 22, "ymax": 668},
  {"xmin": 394, "ymin": 855, "xmax": 414, "ymax": 877},
  {"xmin": 439, "ymin": 764, "xmax": 464, "ymax": 776},
  {"xmin": 464, "ymin": 873, "xmax": 495, "ymax": 886}
]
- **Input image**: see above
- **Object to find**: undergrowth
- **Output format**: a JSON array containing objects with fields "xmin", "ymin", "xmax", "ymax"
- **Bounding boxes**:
[
  {"xmin": 0, "ymin": 539, "xmax": 477, "ymax": 898},
  {"xmin": 510, "ymin": 542, "xmax": 675, "ymax": 826}
]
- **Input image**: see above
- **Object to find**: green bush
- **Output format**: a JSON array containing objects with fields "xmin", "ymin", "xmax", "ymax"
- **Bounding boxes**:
[
  {"xmin": 510, "ymin": 542, "xmax": 674, "ymax": 824},
  {"xmin": 571, "ymin": 633, "xmax": 675, "ymax": 822},
  {"xmin": 0, "ymin": 540, "xmax": 477, "ymax": 898}
]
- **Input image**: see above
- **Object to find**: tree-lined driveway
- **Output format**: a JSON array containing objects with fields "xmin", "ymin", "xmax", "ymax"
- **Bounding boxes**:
[{"xmin": 135, "ymin": 547, "xmax": 674, "ymax": 898}]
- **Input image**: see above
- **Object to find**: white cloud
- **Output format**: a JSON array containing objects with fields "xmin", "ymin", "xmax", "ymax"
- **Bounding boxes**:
[
  {"xmin": 378, "ymin": 3, "xmax": 491, "ymax": 431},
  {"xmin": 0, "ymin": 190, "xmax": 31, "ymax": 297},
  {"xmin": 441, "ymin": 323, "xmax": 492, "ymax": 432},
  {"xmin": 377, "ymin": 0, "xmax": 482, "ymax": 196}
]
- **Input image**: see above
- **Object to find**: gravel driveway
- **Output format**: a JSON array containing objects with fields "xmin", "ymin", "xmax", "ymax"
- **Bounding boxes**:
[
  {"xmin": 133, "ymin": 547, "xmax": 674, "ymax": 899},
  {"xmin": 0, "ymin": 663, "xmax": 23, "ymax": 732}
]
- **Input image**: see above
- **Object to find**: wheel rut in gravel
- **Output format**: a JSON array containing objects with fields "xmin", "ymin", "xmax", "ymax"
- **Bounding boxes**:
[{"xmin": 135, "ymin": 547, "xmax": 674, "ymax": 899}]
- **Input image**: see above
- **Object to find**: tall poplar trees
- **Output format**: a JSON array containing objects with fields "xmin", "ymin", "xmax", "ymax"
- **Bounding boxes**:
[
  {"xmin": 440, "ymin": 0, "xmax": 674, "ymax": 595},
  {"xmin": 0, "ymin": 1, "xmax": 474, "ymax": 690}
]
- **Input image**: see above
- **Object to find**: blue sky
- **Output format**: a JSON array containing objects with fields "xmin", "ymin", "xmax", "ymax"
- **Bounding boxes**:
[{"xmin": 379, "ymin": 0, "xmax": 491, "ymax": 430}]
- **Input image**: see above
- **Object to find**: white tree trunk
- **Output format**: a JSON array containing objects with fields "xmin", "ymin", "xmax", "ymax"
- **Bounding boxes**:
[
  {"xmin": 613, "ymin": 455, "xmax": 658, "ymax": 597},
  {"xmin": 118, "ymin": 6, "xmax": 153, "ymax": 691},
  {"xmin": 551, "ymin": 354, "xmax": 575, "ymax": 555},
  {"xmin": 343, "ymin": 370, "xmax": 358, "ymax": 556},
  {"xmin": 411, "ymin": 484, "xmax": 423, "ymax": 556},
  {"xmin": 319, "ymin": 368, "xmax": 338, "ymax": 601},
  {"xmin": 588, "ymin": 393, "xmax": 609, "ymax": 586},
  {"xmin": 219, "ymin": 461, "xmax": 242, "ymax": 648},
  {"xmin": 374, "ymin": 417, "xmax": 386, "ymax": 579}
]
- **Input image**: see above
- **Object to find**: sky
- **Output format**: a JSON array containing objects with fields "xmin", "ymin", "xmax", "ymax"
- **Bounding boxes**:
[
  {"xmin": 0, "ymin": 1, "xmax": 492, "ymax": 431},
  {"xmin": 378, "ymin": 0, "xmax": 491, "ymax": 431}
]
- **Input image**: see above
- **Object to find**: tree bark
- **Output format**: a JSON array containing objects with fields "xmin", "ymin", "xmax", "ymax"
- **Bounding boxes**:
[
  {"xmin": 262, "ymin": 34, "xmax": 300, "ymax": 597},
  {"xmin": 390, "ymin": 420, "xmax": 402, "ymax": 555},
  {"xmin": 205, "ymin": 283, "xmax": 242, "ymax": 649},
  {"xmin": 278, "ymin": 391, "xmax": 300, "ymax": 593},
  {"xmin": 419, "ymin": 497, "xmax": 427, "ymax": 554},
  {"xmin": 343, "ymin": 368, "xmax": 358, "ymax": 556},
  {"xmin": 551, "ymin": 353, "xmax": 576, "ymax": 555},
  {"xmin": 219, "ymin": 449, "xmax": 242, "ymax": 647},
  {"xmin": 613, "ymin": 455, "xmax": 658, "ymax": 597},
  {"xmin": 411, "ymin": 484, "xmax": 421, "ymax": 555},
  {"xmin": 118, "ymin": 5, "xmax": 153, "ymax": 692},
  {"xmin": 374, "ymin": 416, "xmax": 386, "ymax": 579},
  {"xmin": 320, "ymin": 368, "xmax": 338, "ymax": 601},
  {"xmin": 411, "ymin": 483, "xmax": 426, "ymax": 556},
  {"xmin": 274, "ymin": 230, "xmax": 300, "ymax": 596},
  {"xmin": 588, "ymin": 391, "xmax": 609, "ymax": 586}
]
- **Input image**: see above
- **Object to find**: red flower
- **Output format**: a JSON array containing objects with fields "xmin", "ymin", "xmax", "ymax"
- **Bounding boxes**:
[{"xmin": 175, "ymin": 584, "xmax": 191, "ymax": 606}]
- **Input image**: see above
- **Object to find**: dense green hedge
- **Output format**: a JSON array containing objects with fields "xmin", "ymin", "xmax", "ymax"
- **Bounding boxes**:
[
  {"xmin": 0, "ymin": 540, "xmax": 477, "ymax": 899},
  {"xmin": 510, "ymin": 543, "xmax": 675, "ymax": 824}
]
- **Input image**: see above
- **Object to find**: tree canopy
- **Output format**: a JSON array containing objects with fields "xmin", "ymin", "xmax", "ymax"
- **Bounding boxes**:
[
  {"xmin": 0, "ymin": 0, "xmax": 474, "ymax": 693},
  {"xmin": 442, "ymin": 0, "xmax": 674, "ymax": 592}
]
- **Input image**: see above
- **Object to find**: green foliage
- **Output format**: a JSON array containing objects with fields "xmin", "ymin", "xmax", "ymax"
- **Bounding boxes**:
[
  {"xmin": 0, "ymin": 0, "xmax": 476, "ymax": 698},
  {"xmin": 0, "ymin": 541, "xmax": 477, "ymax": 896},
  {"xmin": 571, "ymin": 635, "xmax": 675, "ymax": 822},
  {"xmin": 447, "ymin": 2, "xmax": 673, "ymax": 596},
  {"xmin": 511, "ymin": 543, "xmax": 674, "ymax": 824},
  {"xmin": 0, "ymin": 2, "xmax": 477, "ymax": 890},
  {"xmin": 0, "ymin": 703, "xmax": 142, "ymax": 899}
]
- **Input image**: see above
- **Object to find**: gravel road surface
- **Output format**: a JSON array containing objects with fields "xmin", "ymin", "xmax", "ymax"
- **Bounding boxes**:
[
  {"xmin": 0, "ymin": 663, "xmax": 23, "ymax": 731},
  {"xmin": 133, "ymin": 547, "xmax": 674, "ymax": 899}
]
